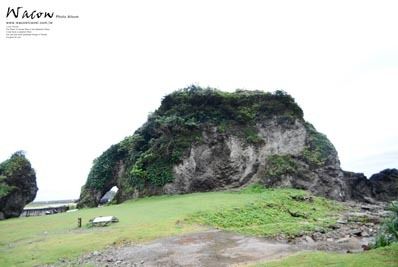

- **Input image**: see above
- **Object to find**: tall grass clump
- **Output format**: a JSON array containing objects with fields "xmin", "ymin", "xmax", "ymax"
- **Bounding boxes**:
[{"xmin": 373, "ymin": 201, "xmax": 398, "ymax": 248}]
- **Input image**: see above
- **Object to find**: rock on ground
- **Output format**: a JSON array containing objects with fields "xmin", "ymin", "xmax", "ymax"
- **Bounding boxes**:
[{"xmin": 0, "ymin": 152, "xmax": 38, "ymax": 219}]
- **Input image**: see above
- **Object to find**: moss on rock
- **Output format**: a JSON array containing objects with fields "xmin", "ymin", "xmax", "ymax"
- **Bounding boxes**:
[
  {"xmin": 265, "ymin": 155, "xmax": 298, "ymax": 177},
  {"xmin": 302, "ymin": 123, "xmax": 336, "ymax": 167},
  {"xmin": 78, "ymin": 86, "xmax": 339, "ymax": 207}
]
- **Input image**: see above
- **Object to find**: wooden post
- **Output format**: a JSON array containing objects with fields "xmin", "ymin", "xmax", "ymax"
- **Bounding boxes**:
[{"xmin": 78, "ymin": 217, "xmax": 82, "ymax": 228}]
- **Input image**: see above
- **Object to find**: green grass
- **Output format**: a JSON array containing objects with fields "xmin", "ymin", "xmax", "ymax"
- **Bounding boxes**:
[
  {"xmin": 254, "ymin": 243, "xmax": 398, "ymax": 267},
  {"xmin": 0, "ymin": 190, "xmax": 271, "ymax": 266},
  {"xmin": 188, "ymin": 188, "xmax": 342, "ymax": 237},
  {"xmin": 0, "ymin": 188, "xmax": 368, "ymax": 267}
]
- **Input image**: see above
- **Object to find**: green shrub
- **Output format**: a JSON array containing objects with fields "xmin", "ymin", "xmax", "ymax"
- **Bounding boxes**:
[
  {"xmin": 265, "ymin": 155, "xmax": 297, "ymax": 177},
  {"xmin": 373, "ymin": 201, "xmax": 398, "ymax": 248},
  {"xmin": 158, "ymin": 86, "xmax": 303, "ymax": 124}
]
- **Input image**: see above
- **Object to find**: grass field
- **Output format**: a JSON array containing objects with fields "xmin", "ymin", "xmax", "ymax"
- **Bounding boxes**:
[
  {"xmin": 0, "ymin": 190, "xmax": 265, "ymax": 266},
  {"xmin": 255, "ymin": 243, "xmax": 398, "ymax": 267},
  {"xmin": 0, "ymin": 188, "xmax": 396, "ymax": 266}
]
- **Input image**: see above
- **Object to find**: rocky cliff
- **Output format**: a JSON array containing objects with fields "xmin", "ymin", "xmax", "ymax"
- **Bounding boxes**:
[
  {"xmin": 0, "ymin": 151, "xmax": 38, "ymax": 219},
  {"xmin": 344, "ymin": 168, "xmax": 398, "ymax": 202},
  {"xmin": 78, "ymin": 87, "xmax": 396, "ymax": 207}
]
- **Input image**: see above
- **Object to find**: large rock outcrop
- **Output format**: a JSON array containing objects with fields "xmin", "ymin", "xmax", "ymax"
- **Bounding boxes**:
[
  {"xmin": 164, "ymin": 119, "xmax": 347, "ymax": 201},
  {"xmin": 344, "ymin": 169, "xmax": 398, "ymax": 202},
  {"xmin": 369, "ymin": 169, "xmax": 398, "ymax": 201},
  {"xmin": 0, "ymin": 151, "xmax": 38, "ymax": 219},
  {"xmin": 78, "ymin": 87, "xmax": 396, "ymax": 208}
]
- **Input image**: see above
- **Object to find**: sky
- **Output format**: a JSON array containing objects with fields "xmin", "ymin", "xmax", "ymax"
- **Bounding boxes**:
[{"xmin": 1, "ymin": 0, "xmax": 397, "ymax": 201}]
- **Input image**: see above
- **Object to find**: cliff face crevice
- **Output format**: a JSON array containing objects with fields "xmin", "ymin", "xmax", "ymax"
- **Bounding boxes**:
[{"xmin": 77, "ymin": 87, "xmax": 396, "ymax": 208}]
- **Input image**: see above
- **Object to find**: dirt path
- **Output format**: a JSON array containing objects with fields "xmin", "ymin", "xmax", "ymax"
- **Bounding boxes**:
[
  {"xmin": 71, "ymin": 229, "xmax": 371, "ymax": 267},
  {"xmin": 75, "ymin": 230, "xmax": 299, "ymax": 266}
]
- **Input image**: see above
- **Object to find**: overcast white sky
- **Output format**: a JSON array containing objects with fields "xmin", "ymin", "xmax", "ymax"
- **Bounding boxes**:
[{"xmin": 1, "ymin": 1, "xmax": 397, "ymax": 201}]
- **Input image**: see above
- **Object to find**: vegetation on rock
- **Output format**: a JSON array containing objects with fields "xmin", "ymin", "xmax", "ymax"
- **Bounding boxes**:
[
  {"xmin": 265, "ymin": 155, "xmax": 298, "ymax": 177},
  {"xmin": 301, "ymin": 122, "xmax": 336, "ymax": 167},
  {"xmin": 81, "ymin": 86, "xmax": 384, "ymax": 207},
  {"xmin": 0, "ymin": 151, "xmax": 38, "ymax": 219},
  {"xmin": 85, "ymin": 143, "xmax": 129, "ymax": 190},
  {"xmin": 0, "ymin": 175, "xmax": 14, "ymax": 198},
  {"xmin": 80, "ymin": 86, "xmax": 394, "ymax": 208},
  {"xmin": 79, "ymin": 86, "xmax": 309, "ymax": 207}
]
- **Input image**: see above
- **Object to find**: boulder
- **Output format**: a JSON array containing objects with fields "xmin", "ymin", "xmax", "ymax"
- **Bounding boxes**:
[
  {"xmin": 0, "ymin": 151, "xmax": 38, "ymax": 219},
  {"xmin": 369, "ymin": 169, "xmax": 398, "ymax": 201}
]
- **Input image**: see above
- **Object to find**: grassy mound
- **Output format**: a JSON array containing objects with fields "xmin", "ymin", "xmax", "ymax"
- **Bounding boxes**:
[{"xmin": 188, "ymin": 186, "xmax": 342, "ymax": 237}]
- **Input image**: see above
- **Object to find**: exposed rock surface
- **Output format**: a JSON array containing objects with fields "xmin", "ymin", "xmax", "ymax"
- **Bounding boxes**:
[
  {"xmin": 343, "ymin": 171, "xmax": 374, "ymax": 202},
  {"xmin": 343, "ymin": 169, "xmax": 398, "ymax": 203},
  {"xmin": 164, "ymin": 120, "xmax": 347, "ymax": 202},
  {"xmin": 0, "ymin": 151, "xmax": 38, "ymax": 219},
  {"xmin": 77, "ymin": 87, "xmax": 397, "ymax": 207},
  {"xmin": 292, "ymin": 201, "xmax": 389, "ymax": 249},
  {"xmin": 369, "ymin": 169, "xmax": 398, "ymax": 202}
]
